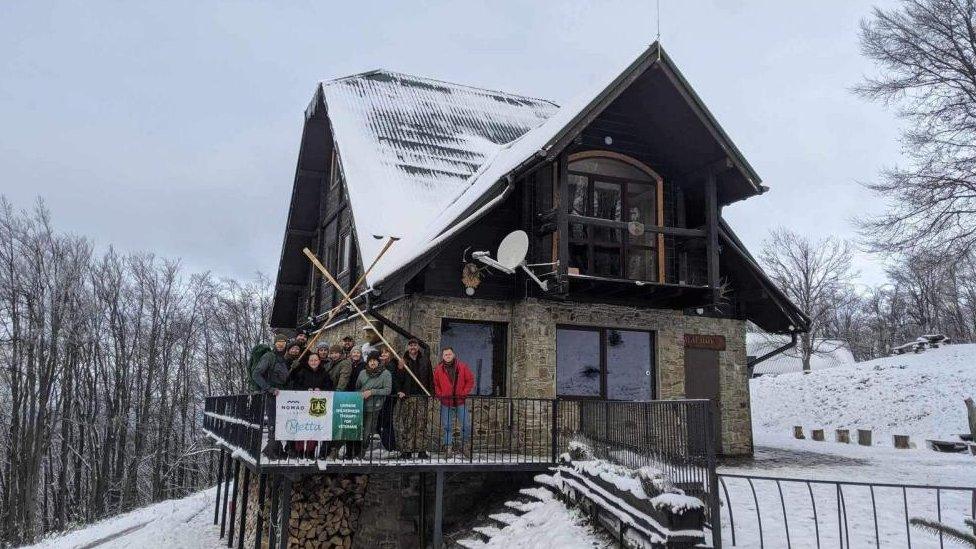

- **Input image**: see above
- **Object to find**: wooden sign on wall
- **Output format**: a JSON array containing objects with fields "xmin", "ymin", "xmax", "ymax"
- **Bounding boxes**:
[{"xmin": 684, "ymin": 334, "xmax": 726, "ymax": 351}]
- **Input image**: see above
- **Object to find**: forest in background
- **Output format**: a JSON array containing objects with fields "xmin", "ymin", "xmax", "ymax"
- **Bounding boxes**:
[{"xmin": 0, "ymin": 199, "xmax": 269, "ymax": 546}]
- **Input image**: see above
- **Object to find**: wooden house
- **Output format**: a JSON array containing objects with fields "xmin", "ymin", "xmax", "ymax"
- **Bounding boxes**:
[{"xmin": 269, "ymin": 42, "xmax": 808, "ymax": 457}]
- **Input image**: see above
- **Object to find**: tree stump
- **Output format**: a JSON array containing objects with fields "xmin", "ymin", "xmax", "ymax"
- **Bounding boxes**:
[
  {"xmin": 793, "ymin": 426, "xmax": 805, "ymax": 439},
  {"xmin": 811, "ymin": 429, "xmax": 824, "ymax": 441},
  {"xmin": 894, "ymin": 435, "xmax": 910, "ymax": 449},
  {"xmin": 858, "ymin": 429, "xmax": 872, "ymax": 446},
  {"xmin": 835, "ymin": 429, "xmax": 850, "ymax": 443}
]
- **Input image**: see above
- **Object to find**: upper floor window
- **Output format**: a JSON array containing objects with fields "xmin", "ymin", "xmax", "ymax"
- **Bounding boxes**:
[{"xmin": 565, "ymin": 153, "xmax": 663, "ymax": 281}]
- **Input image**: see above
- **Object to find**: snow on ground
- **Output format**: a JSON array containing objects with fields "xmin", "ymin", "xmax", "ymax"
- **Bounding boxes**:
[
  {"xmin": 471, "ymin": 488, "xmax": 611, "ymax": 549},
  {"xmin": 734, "ymin": 344, "xmax": 976, "ymax": 548},
  {"xmin": 22, "ymin": 488, "xmax": 222, "ymax": 549},
  {"xmin": 751, "ymin": 343, "xmax": 976, "ymax": 443},
  {"xmin": 718, "ymin": 434, "xmax": 976, "ymax": 548}
]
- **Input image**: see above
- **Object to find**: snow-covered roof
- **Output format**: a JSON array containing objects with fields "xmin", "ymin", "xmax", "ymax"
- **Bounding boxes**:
[
  {"xmin": 309, "ymin": 70, "xmax": 558, "ymax": 286},
  {"xmin": 302, "ymin": 42, "xmax": 765, "ymax": 289}
]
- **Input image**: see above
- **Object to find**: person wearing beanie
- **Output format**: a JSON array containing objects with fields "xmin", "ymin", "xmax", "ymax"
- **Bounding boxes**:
[
  {"xmin": 349, "ymin": 352, "xmax": 392, "ymax": 458},
  {"xmin": 395, "ymin": 338, "xmax": 434, "ymax": 459},
  {"xmin": 315, "ymin": 341, "xmax": 330, "ymax": 363},
  {"xmin": 325, "ymin": 344, "xmax": 352, "ymax": 393},
  {"xmin": 345, "ymin": 348, "xmax": 365, "ymax": 392},
  {"xmin": 252, "ymin": 333, "xmax": 293, "ymax": 460}
]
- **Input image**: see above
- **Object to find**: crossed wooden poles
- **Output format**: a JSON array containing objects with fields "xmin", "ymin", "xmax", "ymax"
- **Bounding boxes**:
[{"xmin": 299, "ymin": 238, "xmax": 432, "ymax": 397}]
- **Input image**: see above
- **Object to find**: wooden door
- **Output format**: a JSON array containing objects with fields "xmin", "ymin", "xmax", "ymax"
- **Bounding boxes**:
[{"xmin": 684, "ymin": 348, "xmax": 721, "ymax": 451}]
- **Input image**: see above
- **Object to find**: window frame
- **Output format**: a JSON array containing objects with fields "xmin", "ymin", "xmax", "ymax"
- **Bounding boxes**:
[
  {"xmin": 564, "ymin": 152, "xmax": 665, "ymax": 282},
  {"xmin": 555, "ymin": 324, "xmax": 656, "ymax": 401},
  {"xmin": 337, "ymin": 231, "xmax": 352, "ymax": 275},
  {"xmin": 439, "ymin": 318, "xmax": 509, "ymax": 397}
]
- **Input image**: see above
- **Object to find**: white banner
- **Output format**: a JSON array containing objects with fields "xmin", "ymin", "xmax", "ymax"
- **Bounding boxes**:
[{"xmin": 274, "ymin": 390, "xmax": 363, "ymax": 441}]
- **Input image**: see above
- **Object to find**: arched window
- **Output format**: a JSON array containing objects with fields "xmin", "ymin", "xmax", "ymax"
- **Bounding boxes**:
[{"xmin": 565, "ymin": 152, "xmax": 663, "ymax": 281}]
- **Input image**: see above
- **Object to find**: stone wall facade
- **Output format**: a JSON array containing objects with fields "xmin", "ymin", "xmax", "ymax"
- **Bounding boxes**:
[{"xmin": 313, "ymin": 295, "xmax": 752, "ymax": 456}]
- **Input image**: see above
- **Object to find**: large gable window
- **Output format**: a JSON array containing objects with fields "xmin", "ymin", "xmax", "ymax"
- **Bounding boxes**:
[{"xmin": 565, "ymin": 152, "xmax": 663, "ymax": 282}]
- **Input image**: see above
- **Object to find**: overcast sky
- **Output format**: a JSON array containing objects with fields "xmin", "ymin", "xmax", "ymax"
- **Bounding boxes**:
[{"xmin": 0, "ymin": 1, "xmax": 900, "ymax": 285}]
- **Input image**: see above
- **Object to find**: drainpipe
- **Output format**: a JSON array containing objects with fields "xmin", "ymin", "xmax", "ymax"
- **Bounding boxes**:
[{"xmin": 747, "ymin": 331, "xmax": 798, "ymax": 376}]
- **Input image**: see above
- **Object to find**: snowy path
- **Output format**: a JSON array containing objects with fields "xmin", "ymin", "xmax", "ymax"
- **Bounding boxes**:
[{"xmin": 23, "ymin": 488, "xmax": 224, "ymax": 549}]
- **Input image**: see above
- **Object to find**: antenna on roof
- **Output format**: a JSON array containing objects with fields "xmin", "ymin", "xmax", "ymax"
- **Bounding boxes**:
[{"xmin": 655, "ymin": 0, "xmax": 661, "ymax": 43}]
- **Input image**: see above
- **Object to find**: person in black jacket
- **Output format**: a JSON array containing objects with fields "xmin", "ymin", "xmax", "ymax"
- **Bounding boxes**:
[
  {"xmin": 287, "ymin": 352, "xmax": 334, "ymax": 459},
  {"xmin": 345, "ymin": 348, "xmax": 365, "ymax": 392},
  {"xmin": 395, "ymin": 338, "xmax": 435, "ymax": 459},
  {"xmin": 251, "ymin": 334, "xmax": 291, "ymax": 460},
  {"xmin": 377, "ymin": 347, "xmax": 399, "ymax": 452}
]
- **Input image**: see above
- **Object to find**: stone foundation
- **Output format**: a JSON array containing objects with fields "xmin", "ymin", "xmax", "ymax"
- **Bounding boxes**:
[{"xmin": 313, "ymin": 295, "xmax": 752, "ymax": 456}]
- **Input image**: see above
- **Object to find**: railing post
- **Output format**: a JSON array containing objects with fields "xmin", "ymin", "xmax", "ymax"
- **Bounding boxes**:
[
  {"xmin": 706, "ymin": 401, "xmax": 722, "ymax": 549},
  {"xmin": 220, "ymin": 453, "xmax": 232, "ymax": 538},
  {"xmin": 254, "ymin": 473, "xmax": 267, "ymax": 549},
  {"xmin": 278, "ymin": 477, "xmax": 292, "ymax": 549},
  {"xmin": 227, "ymin": 460, "xmax": 240, "ymax": 547},
  {"xmin": 550, "ymin": 398, "xmax": 559, "ymax": 463},
  {"xmin": 214, "ymin": 449, "xmax": 225, "ymax": 525},
  {"xmin": 237, "ymin": 467, "xmax": 251, "ymax": 549},
  {"xmin": 433, "ymin": 470, "xmax": 445, "ymax": 548}
]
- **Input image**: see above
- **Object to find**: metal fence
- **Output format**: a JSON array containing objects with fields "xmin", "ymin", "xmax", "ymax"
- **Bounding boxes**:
[
  {"xmin": 718, "ymin": 473, "xmax": 976, "ymax": 549},
  {"xmin": 204, "ymin": 393, "xmax": 720, "ymax": 543}
]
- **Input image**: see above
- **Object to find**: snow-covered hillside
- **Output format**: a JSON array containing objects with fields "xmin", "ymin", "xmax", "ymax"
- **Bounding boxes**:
[{"xmin": 751, "ymin": 343, "xmax": 976, "ymax": 441}]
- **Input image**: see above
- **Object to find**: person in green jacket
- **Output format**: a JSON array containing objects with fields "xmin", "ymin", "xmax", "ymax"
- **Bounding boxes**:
[
  {"xmin": 325, "ymin": 344, "xmax": 352, "ymax": 392},
  {"xmin": 350, "ymin": 352, "xmax": 391, "ymax": 458}
]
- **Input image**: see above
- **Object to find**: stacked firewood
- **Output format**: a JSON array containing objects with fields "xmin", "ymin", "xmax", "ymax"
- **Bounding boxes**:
[
  {"xmin": 287, "ymin": 475, "xmax": 368, "ymax": 548},
  {"xmin": 242, "ymin": 473, "xmax": 369, "ymax": 548}
]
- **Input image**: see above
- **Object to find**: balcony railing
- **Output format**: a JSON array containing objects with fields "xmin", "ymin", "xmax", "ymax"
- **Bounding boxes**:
[{"xmin": 203, "ymin": 394, "xmax": 716, "ymax": 493}]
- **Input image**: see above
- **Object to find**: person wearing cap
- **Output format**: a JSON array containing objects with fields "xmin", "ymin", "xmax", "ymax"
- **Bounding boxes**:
[
  {"xmin": 341, "ymin": 335, "xmax": 356, "ymax": 357},
  {"xmin": 325, "ymin": 344, "xmax": 352, "ymax": 393},
  {"xmin": 251, "ymin": 333, "xmax": 292, "ymax": 460},
  {"xmin": 394, "ymin": 338, "xmax": 434, "ymax": 459},
  {"xmin": 360, "ymin": 325, "xmax": 383, "ymax": 357}
]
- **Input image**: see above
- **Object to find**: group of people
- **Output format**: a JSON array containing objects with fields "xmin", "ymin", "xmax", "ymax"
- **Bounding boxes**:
[{"xmin": 251, "ymin": 329, "xmax": 476, "ymax": 461}]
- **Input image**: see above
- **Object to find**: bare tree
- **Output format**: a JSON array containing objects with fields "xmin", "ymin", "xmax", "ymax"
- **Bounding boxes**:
[
  {"xmin": 0, "ymin": 197, "xmax": 270, "ymax": 545},
  {"xmin": 857, "ymin": 0, "xmax": 976, "ymax": 255},
  {"xmin": 760, "ymin": 229, "xmax": 856, "ymax": 371}
]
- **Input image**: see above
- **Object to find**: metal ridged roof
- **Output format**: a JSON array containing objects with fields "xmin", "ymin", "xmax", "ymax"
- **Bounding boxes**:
[{"xmin": 312, "ymin": 71, "xmax": 557, "ymax": 282}]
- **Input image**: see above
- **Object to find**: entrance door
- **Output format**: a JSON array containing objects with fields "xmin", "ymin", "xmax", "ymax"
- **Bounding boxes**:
[
  {"xmin": 684, "ymin": 348, "xmax": 721, "ymax": 450},
  {"xmin": 439, "ymin": 319, "xmax": 507, "ymax": 396}
]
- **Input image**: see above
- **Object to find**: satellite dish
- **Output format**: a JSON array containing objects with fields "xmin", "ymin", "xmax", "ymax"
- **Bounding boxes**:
[
  {"xmin": 469, "ymin": 229, "xmax": 554, "ymax": 292},
  {"xmin": 497, "ymin": 230, "xmax": 529, "ymax": 270}
]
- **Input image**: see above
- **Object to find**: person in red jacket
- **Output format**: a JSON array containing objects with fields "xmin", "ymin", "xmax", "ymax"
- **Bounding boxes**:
[{"xmin": 433, "ymin": 347, "xmax": 475, "ymax": 457}]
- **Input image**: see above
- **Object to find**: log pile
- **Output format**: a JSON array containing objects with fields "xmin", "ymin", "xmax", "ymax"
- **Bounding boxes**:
[
  {"xmin": 286, "ymin": 475, "xmax": 368, "ymax": 549},
  {"xmin": 241, "ymin": 473, "xmax": 369, "ymax": 549}
]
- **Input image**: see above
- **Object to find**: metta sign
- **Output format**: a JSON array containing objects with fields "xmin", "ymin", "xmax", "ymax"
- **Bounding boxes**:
[{"xmin": 275, "ymin": 390, "xmax": 363, "ymax": 441}]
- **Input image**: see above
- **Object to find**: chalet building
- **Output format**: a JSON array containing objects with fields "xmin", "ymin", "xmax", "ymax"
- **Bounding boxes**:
[{"xmin": 270, "ymin": 42, "xmax": 808, "ymax": 457}]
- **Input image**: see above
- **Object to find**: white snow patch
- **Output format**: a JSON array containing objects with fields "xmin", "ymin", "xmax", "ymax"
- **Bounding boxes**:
[
  {"xmin": 23, "ymin": 488, "xmax": 223, "ymax": 549},
  {"xmin": 751, "ymin": 343, "xmax": 976, "ymax": 442}
]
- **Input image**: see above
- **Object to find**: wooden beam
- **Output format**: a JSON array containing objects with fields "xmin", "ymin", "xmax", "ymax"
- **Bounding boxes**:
[
  {"xmin": 556, "ymin": 154, "xmax": 570, "ymax": 295},
  {"xmin": 704, "ymin": 170, "xmax": 721, "ymax": 308},
  {"xmin": 566, "ymin": 215, "xmax": 706, "ymax": 238}
]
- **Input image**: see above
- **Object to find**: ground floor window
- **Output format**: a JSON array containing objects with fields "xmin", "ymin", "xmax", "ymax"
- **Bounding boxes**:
[
  {"xmin": 439, "ymin": 319, "xmax": 508, "ymax": 396},
  {"xmin": 556, "ymin": 326, "xmax": 655, "ymax": 400}
]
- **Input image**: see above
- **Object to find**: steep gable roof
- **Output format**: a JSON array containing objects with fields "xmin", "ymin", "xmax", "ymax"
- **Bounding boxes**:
[
  {"xmin": 309, "ymin": 43, "xmax": 766, "ymax": 288},
  {"xmin": 308, "ymin": 70, "xmax": 557, "ymax": 285}
]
